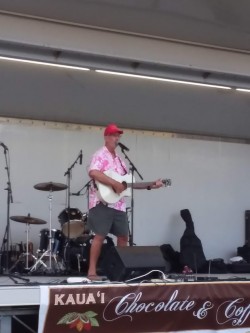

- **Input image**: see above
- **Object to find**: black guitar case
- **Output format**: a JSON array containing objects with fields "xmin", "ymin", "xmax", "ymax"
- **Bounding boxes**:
[{"xmin": 180, "ymin": 209, "xmax": 207, "ymax": 272}]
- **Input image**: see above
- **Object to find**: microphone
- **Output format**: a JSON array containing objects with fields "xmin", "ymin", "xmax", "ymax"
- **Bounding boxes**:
[
  {"xmin": 0, "ymin": 142, "xmax": 8, "ymax": 150},
  {"xmin": 118, "ymin": 142, "xmax": 129, "ymax": 152},
  {"xmin": 79, "ymin": 150, "xmax": 83, "ymax": 165}
]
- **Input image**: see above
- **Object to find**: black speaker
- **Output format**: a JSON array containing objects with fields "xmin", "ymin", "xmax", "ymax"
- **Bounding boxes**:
[
  {"xmin": 102, "ymin": 246, "xmax": 167, "ymax": 281},
  {"xmin": 245, "ymin": 210, "xmax": 250, "ymax": 246}
]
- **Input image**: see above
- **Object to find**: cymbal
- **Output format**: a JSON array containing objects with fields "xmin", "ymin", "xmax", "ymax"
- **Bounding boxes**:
[
  {"xmin": 10, "ymin": 215, "xmax": 47, "ymax": 225},
  {"xmin": 34, "ymin": 182, "xmax": 68, "ymax": 192}
]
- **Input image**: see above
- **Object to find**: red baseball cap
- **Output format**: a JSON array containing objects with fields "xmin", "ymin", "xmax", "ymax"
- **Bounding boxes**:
[{"xmin": 104, "ymin": 123, "xmax": 123, "ymax": 136}]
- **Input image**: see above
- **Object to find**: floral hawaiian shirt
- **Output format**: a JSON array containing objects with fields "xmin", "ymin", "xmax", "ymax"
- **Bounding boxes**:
[{"xmin": 88, "ymin": 146, "xmax": 128, "ymax": 211}]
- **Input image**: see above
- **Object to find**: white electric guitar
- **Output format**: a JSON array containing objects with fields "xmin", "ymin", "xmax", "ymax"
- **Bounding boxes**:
[{"xmin": 95, "ymin": 170, "xmax": 172, "ymax": 204}]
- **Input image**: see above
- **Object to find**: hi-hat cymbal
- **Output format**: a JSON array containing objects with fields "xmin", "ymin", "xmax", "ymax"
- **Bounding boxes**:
[
  {"xmin": 34, "ymin": 182, "xmax": 68, "ymax": 192},
  {"xmin": 10, "ymin": 215, "xmax": 47, "ymax": 225}
]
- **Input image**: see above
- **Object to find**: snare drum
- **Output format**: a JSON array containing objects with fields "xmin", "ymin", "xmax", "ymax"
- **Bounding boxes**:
[{"xmin": 58, "ymin": 208, "xmax": 86, "ymax": 239}]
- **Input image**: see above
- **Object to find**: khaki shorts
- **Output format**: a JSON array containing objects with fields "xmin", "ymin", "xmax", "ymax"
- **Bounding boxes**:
[{"xmin": 87, "ymin": 202, "xmax": 128, "ymax": 237}]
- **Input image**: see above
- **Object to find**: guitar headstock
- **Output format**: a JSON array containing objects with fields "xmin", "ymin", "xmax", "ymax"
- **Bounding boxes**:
[{"xmin": 162, "ymin": 179, "xmax": 172, "ymax": 187}]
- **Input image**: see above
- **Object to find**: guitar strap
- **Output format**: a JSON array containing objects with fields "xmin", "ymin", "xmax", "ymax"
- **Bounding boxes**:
[{"xmin": 117, "ymin": 156, "xmax": 127, "ymax": 175}]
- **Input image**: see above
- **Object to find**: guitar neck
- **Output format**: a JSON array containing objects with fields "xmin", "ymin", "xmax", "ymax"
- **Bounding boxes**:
[
  {"xmin": 126, "ymin": 178, "xmax": 171, "ymax": 189},
  {"xmin": 127, "ymin": 181, "xmax": 156, "ymax": 190}
]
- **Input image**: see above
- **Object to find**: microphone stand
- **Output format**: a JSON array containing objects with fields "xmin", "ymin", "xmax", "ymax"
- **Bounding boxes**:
[
  {"xmin": 0, "ymin": 146, "xmax": 13, "ymax": 273},
  {"xmin": 63, "ymin": 151, "xmax": 82, "ymax": 271},
  {"xmin": 71, "ymin": 179, "xmax": 92, "ymax": 209},
  {"xmin": 119, "ymin": 148, "xmax": 143, "ymax": 247}
]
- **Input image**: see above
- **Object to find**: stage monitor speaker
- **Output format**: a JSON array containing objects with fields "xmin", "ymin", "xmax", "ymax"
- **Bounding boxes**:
[
  {"xmin": 245, "ymin": 210, "xmax": 250, "ymax": 246},
  {"xmin": 102, "ymin": 246, "xmax": 167, "ymax": 282}
]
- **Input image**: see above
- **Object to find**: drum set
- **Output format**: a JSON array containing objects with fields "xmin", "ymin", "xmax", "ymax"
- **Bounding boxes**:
[{"xmin": 9, "ymin": 181, "xmax": 94, "ymax": 275}]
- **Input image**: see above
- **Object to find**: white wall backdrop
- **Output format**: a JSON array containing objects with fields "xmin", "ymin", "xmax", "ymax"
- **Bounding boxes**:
[{"xmin": 0, "ymin": 119, "xmax": 249, "ymax": 263}]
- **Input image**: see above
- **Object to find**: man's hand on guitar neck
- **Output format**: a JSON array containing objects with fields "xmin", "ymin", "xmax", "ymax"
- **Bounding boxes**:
[{"xmin": 149, "ymin": 179, "xmax": 165, "ymax": 190}]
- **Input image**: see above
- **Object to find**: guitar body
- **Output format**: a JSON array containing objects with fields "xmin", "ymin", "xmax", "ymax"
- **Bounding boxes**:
[{"xmin": 96, "ymin": 170, "xmax": 135, "ymax": 204}]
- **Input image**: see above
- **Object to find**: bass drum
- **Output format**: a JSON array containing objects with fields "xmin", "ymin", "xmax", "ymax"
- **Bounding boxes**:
[
  {"xmin": 58, "ymin": 208, "xmax": 87, "ymax": 239},
  {"xmin": 64, "ymin": 235, "xmax": 114, "ymax": 273}
]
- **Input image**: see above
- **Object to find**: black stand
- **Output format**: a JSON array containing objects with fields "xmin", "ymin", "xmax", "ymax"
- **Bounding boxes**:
[
  {"xmin": 119, "ymin": 148, "xmax": 143, "ymax": 247},
  {"xmin": 71, "ymin": 180, "xmax": 92, "ymax": 209},
  {"xmin": 63, "ymin": 150, "xmax": 82, "ymax": 270},
  {"xmin": 0, "ymin": 146, "xmax": 13, "ymax": 273}
]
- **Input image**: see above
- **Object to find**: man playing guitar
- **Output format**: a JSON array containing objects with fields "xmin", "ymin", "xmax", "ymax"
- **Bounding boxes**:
[{"xmin": 87, "ymin": 123, "xmax": 164, "ymax": 280}]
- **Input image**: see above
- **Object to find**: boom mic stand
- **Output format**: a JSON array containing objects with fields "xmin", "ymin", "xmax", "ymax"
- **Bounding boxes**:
[
  {"xmin": 71, "ymin": 179, "xmax": 92, "ymax": 209},
  {"xmin": 119, "ymin": 147, "xmax": 143, "ymax": 247},
  {"xmin": 0, "ymin": 144, "xmax": 13, "ymax": 273},
  {"xmin": 64, "ymin": 150, "xmax": 82, "ymax": 271}
]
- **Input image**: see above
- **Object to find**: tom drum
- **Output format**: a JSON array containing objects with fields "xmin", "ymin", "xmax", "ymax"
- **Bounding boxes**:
[{"xmin": 58, "ymin": 208, "xmax": 87, "ymax": 239}]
